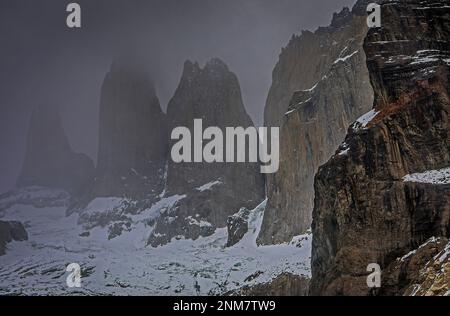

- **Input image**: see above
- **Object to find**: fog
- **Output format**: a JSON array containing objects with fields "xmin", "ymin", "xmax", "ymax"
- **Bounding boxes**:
[{"xmin": 0, "ymin": 0, "xmax": 356, "ymax": 193}]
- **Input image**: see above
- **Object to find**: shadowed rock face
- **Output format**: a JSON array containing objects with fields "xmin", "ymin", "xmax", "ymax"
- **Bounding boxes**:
[
  {"xmin": 17, "ymin": 104, "xmax": 94, "ymax": 196},
  {"xmin": 147, "ymin": 58, "xmax": 264, "ymax": 246},
  {"xmin": 226, "ymin": 207, "xmax": 250, "ymax": 247},
  {"xmin": 165, "ymin": 58, "xmax": 263, "ymax": 197},
  {"xmin": 94, "ymin": 60, "xmax": 168, "ymax": 199},
  {"xmin": 310, "ymin": 0, "xmax": 450, "ymax": 296},
  {"xmin": 0, "ymin": 220, "xmax": 28, "ymax": 256},
  {"xmin": 258, "ymin": 1, "xmax": 374, "ymax": 245}
]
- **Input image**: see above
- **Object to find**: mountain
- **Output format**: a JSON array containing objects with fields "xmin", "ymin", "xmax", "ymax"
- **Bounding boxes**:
[
  {"xmin": 93, "ymin": 60, "xmax": 168, "ymax": 199},
  {"xmin": 17, "ymin": 103, "xmax": 94, "ymax": 197},
  {"xmin": 147, "ymin": 58, "xmax": 265, "ymax": 246},
  {"xmin": 258, "ymin": 1, "xmax": 374, "ymax": 244},
  {"xmin": 310, "ymin": 0, "xmax": 450, "ymax": 295}
]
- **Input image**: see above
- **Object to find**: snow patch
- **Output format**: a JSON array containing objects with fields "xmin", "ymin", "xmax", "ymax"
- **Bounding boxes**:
[
  {"xmin": 400, "ymin": 237, "xmax": 438, "ymax": 262},
  {"xmin": 403, "ymin": 167, "xmax": 450, "ymax": 185},
  {"xmin": 196, "ymin": 180, "xmax": 222, "ymax": 192},
  {"xmin": 0, "ymin": 195, "xmax": 311, "ymax": 295},
  {"xmin": 333, "ymin": 50, "xmax": 358, "ymax": 64},
  {"xmin": 352, "ymin": 109, "xmax": 379, "ymax": 130},
  {"xmin": 339, "ymin": 148, "xmax": 349, "ymax": 156},
  {"xmin": 186, "ymin": 216, "xmax": 212, "ymax": 228}
]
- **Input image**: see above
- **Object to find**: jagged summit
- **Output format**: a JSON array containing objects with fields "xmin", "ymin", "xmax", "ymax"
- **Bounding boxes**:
[
  {"xmin": 182, "ymin": 60, "xmax": 201, "ymax": 75},
  {"xmin": 329, "ymin": 7, "xmax": 352, "ymax": 29},
  {"xmin": 183, "ymin": 58, "xmax": 229, "ymax": 71},
  {"xmin": 167, "ymin": 57, "xmax": 251, "ymax": 128},
  {"xmin": 17, "ymin": 103, "xmax": 94, "ymax": 196},
  {"xmin": 204, "ymin": 57, "xmax": 229, "ymax": 70},
  {"xmin": 177, "ymin": 58, "xmax": 234, "ymax": 91},
  {"xmin": 93, "ymin": 60, "xmax": 168, "ymax": 199},
  {"xmin": 148, "ymin": 57, "xmax": 264, "ymax": 246}
]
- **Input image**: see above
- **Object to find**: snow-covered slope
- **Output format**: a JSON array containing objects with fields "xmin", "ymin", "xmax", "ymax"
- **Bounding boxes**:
[
  {"xmin": 0, "ymin": 190, "xmax": 311, "ymax": 295},
  {"xmin": 403, "ymin": 167, "xmax": 450, "ymax": 185}
]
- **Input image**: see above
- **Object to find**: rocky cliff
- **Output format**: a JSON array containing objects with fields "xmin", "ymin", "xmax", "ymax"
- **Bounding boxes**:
[
  {"xmin": 310, "ymin": 0, "xmax": 450, "ymax": 295},
  {"xmin": 17, "ymin": 103, "xmax": 94, "ymax": 197},
  {"xmin": 147, "ymin": 59, "xmax": 265, "ymax": 246},
  {"xmin": 258, "ymin": 1, "xmax": 374, "ymax": 244},
  {"xmin": 387, "ymin": 237, "xmax": 449, "ymax": 296},
  {"xmin": 94, "ymin": 60, "xmax": 168, "ymax": 199}
]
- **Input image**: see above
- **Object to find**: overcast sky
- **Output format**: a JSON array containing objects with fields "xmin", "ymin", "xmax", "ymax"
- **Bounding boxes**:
[{"xmin": 0, "ymin": 0, "xmax": 356, "ymax": 193}]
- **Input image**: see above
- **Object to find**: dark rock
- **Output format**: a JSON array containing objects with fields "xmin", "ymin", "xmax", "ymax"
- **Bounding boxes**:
[
  {"xmin": 94, "ymin": 59, "xmax": 168, "ymax": 199},
  {"xmin": 108, "ymin": 222, "xmax": 131, "ymax": 240},
  {"xmin": 226, "ymin": 273, "xmax": 310, "ymax": 296},
  {"xmin": 310, "ymin": 0, "xmax": 450, "ymax": 296},
  {"xmin": 0, "ymin": 220, "xmax": 28, "ymax": 256},
  {"xmin": 79, "ymin": 231, "xmax": 90, "ymax": 238},
  {"xmin": 17, "ymin": 104, "xmax": 94, "ymax": 197},
  {"xmin": 384, "ymin": 237, "xmax": 449, "ymax": 296},
  {"xmin": 148, "ymin": 58, "xmax": 265, "ymax": 246},
  {"xmin": 401, "ymin": 238, "xmax": 449, "ymax": 296}
]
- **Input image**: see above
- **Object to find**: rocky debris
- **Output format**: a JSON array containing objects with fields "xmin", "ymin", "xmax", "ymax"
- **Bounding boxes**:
[
  {"xmin": 148, "ymin": 58, "xmax": 265, "ymax": 246},
  {"xmin": 0, "ymin": 220, "xmax": 28, "ymax": 255},
  {"xmin": 226, "ymin": 208, "xmax": 250, "ymax": 247},
  {"xmin": 17, "ymin": 103, "xmax": 94, "ymax": 197},
  {"xmin": 404, "ymin": 239, "xmax": 450, "ymax": 296},
  {"xmin": 258, "ymin": 0, "xmax": 374, "ymax": 245},
  {"xmin": 382, "ymin": 237, "xmax": 450, "ymax": 296},
  {"xmin": 226, "ymin": 273, "xmax": 310, "ymax": 296},
  {"xmin": 93, "ymin": 59, "xmax": 168, "ymax": 199},
  {"xmin": 76, "ymin": 197, "xmax": 149, "ymax": 240},
  {"xmin": 149, "ymin": 213, "xmax": 216, "ymax": 247},
  {"xmin": 107, "ymin": 221, "xmax": 132, "ymax": 240},
  {"xmin": 310, "ymin": 0, "xmax": 450, "ymax": 296}
]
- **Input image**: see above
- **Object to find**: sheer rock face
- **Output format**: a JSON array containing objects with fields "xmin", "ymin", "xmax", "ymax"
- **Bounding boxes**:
[
  {"xmin": 310, "ymin": 0, "xmax": 450, "ymax": 296},
  {"xmin": 0, "ymin": 220, "xmax": 28, "ymax": 256},
  {"xmin": 263, "ymin": 1, "xmax": 374, "ymax": 129},
  {"xmin": 17, "ymin": 104, "xmax": 94, "ymax": 196},
  {"xmin": 94, "ymin": 61, "xmax": 168, "ymax": 199},
  {"xmin": 147, "ymin": 59, "xmax": 264, "ymax": 246},
  {"xmin": 258, "ymin": 3, "xmax": 374, "ymax": 245}
]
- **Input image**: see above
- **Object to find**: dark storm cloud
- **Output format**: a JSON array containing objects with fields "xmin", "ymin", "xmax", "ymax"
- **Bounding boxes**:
[{"xmin": 0, "ymin": 0, "xmax": 357, "ymax": 193}]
